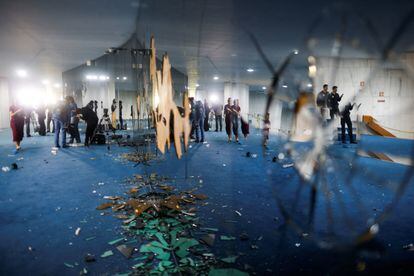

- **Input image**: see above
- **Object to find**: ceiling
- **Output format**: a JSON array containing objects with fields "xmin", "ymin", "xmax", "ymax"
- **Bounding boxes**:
[{"xmin": 1, "ymin": 0, "xmax": 413, "ymax": 90}]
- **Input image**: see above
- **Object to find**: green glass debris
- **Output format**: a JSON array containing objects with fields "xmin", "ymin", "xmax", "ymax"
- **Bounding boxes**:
[
  {"xmin": 100, "ymin": 250, "xmax": 114, "ymax": 258},
  {"xmin": 208, "ymin": 268, "xmax": 249, "ymax": 276},
  {"xmin": 220, "ymin": 235, "xmax": 236, "ymax": 241},
  {"xmin": 221, "ymin": 256, "xmax": 238, "ymax": 263},
  {"xmin": 108, "ymin": 237, "xmax": 124, "ymax": 245}
]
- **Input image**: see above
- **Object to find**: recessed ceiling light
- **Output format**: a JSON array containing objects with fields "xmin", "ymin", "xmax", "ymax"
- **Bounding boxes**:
[
  {"xmin": 262, "ymin": 86, "xmax": 266, "ymax": 90},
  {"xmin": 282, "ymin": 84, "xmax": 288, "ymax": 88},
  {"xmin": 213, "ymin": 76, "xmax": 219, "ymax": 80},
  {"xmin": 246, "ymin": 68, "xmax": 254, "ymax": 73},
  {"xmin": 307, "ymin": 83, "xmax": 313, "ymax": 88},
  {"xmin": 293, "ymin": 49, "xmax": 299, "ymax": 55},
  {"xmin": 123, "ymin": 76, "xmax": 127, "ymax": 80},
  {"xmin": 195, "ymin": 84, "xmax": 200, "ymax": 87}
]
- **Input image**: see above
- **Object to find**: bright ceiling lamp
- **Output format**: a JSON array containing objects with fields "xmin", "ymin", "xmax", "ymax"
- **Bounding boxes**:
[
  {"xmin": 16, "ymin": 69, "xmax": 28, "ymax": 78},
  {"xmin": 282, "ymin": 84, "xmax": 288, "ymax": 88},
  {"xmin": 213, "ymin": 76, "xmax": 219, "ymax": 80},
  {"xmin": 54, "ymin": 83, "xmax": 61, "ymax": 88},
  {"xmin": 41, "ymin": 79, "xmax": 50, "ymax": 85},
  {"xmin": 123, "ymin": 76, "xmax": 127, "ymax": 80},
  {"xmin": 86, "ymin": 75, "xmax": 98, "ymax": 80},
  {"xmin": 246, "ymin": 68, "xmax": 254, "ymax": 72},
  {"xmin": 262, "ymin": 86, "xmax": 266, "ymax": 90}
]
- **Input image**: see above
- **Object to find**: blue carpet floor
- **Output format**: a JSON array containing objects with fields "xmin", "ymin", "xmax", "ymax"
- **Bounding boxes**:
[{"xmin": 0, "ymin": 126, "xmax": 414, "ymax": 275}]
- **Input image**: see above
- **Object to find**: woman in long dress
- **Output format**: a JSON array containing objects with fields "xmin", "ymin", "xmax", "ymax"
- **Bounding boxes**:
[{"xmin": 9, "ymin": 104, "xmax": 25, "ymax": 152}]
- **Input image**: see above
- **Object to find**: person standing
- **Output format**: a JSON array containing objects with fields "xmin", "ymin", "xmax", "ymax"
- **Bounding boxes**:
[
  {"xmin": 24, "ymin": 107, "xmax": 32, "ymax": 137},
  {"xmin": 231, "ymin": 99, "xmax": 241, "ymax": 143},
  {"xmin": 77, "ymin": 104, "xmax": 99, "ymax": 146},
  {"xmin": 316, "ymin": 84, "xmax": 330, "ymax": 121},
  {"xmin": 9, "ymin": 103, "xmax": 25, "ymax": 152},
  {"xmin": 203, "ymin": 99, "xmax": 210, "ymax": 132},
  {"xmin": 224, "ymin": 97, "xmax": 233, "ymax": 142},
  {"xmin": 341, "ymin": 103, "xmax": 357, "ymax": 144},
  {"xmin": 213, "ymin": 103, "xmax": 223, "ymax": 132},
  {"xmin": 46, "ymin": 104, "xmax": 55, "ymax": 133},
  {"xmin": 189, "ymin": 97, "xmax": 196, "ymax": 139},
  {"xmin": 68, "ymin": 96, "xmax": 81, "ymax": 144},
  {"xmin": 263, "ymin": 112, "xmax": 271, "ymax": 146},
  {"xmin": 111, "ymin": 99, "xmax": 117, "ymax": 130},
  {"xmin": 53, "ymin": 98, "xmax": 70, "ymax": 148},
  {"xmin": 194, "ymin": 100, "xmax": 205, "ymax": 143},
  {"xmin": 37, "ymin": 105, "xmax": 47, "ymax": 136},
  {"xmin": 328, "ymin": 86, "xmax": 343, "ymax": 120},
  {"xmin": 119, "ymin": 100, "xmax": 124, "ymax": 130}
]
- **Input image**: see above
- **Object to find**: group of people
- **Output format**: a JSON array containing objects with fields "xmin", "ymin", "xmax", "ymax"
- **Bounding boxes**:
[
  {"xmin": 188, "ymin": 97, "xmax": 249, "ymax": 144},
  {"xmin": 9, "ymin": 104, "xmax": 56, "ymax": 152},
  {"xmin": 9, "ymin": 97, "xmax": 101, "ymax": 152},
  {"xmin": 316, "ymin": 84, "xmax": 357, "ymax": 144}
]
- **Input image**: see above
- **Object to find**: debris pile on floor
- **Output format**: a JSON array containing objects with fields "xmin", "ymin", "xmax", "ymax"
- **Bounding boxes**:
[
  {"xmin": 121, "ymin": 151, "xmax": 157, "ymax": 165},
  {"xmin": 96, "ymin": 173, "xmax": 248, "ymax": 275}
]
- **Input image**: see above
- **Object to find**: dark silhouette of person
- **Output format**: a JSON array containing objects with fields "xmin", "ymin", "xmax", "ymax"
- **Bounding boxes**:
[
  {"xmin": 77, "ymin": 105, "xmax": 98, "ymax": 146},
  {"xmin": 203, "ymin": 99, "xmax": 210, "ymax": 131},
  {"xmin": 37, "ymin": 105, "xmax": 47, "ymax": 136},
  {"xmin": 9, "ymin": 102, "xmax": 25, "ymax": 152},
  {"xmin": 119, "ymin": 100, "xmax": 123, "ymax": 130},
  {"xmin": 328, "ymin": 86, "xmax": 343, "ymax": 120},
  {"xmin": 341, "ymin": 103, "xmax": 357, "ymax": 144},
  {"xmin": 224, "ymin": 97, "xmax": 233, "ymax": 142}
]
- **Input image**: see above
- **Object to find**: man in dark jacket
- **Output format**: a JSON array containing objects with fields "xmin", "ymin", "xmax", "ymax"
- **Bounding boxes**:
[
  {"xmin": 341, "ymin": 103, "xmax": 357, "ymax": 144},
  {"xmin": 77, "ymin": 105, "xmax": 99, "ymax": 146},
  {"xmin": 316, "ymin": 84, "xmax": 330, "ymax": 121},
  {"xmin": 328, "ymin": 86, "xmax": 343, "ymax": 120}
]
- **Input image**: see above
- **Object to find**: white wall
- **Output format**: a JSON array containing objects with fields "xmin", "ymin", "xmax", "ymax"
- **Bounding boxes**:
[
  {"xmin": 315, "ymin": 54, "xmax": 414, "ymax": 139},
  {"xmin": 0, "ymin": 77, "xmax": 10, "ymax": 129},
  {"xmin": 248, "ymin": 92, "xmax": 283, "ymax": 132},
  {"xmin": 117, "ymin": 90, "xmax": 138, "ymax": 120},
  {"xmin": 82, "ymin": 81, "xmax": 115, "ymax": 118}
]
